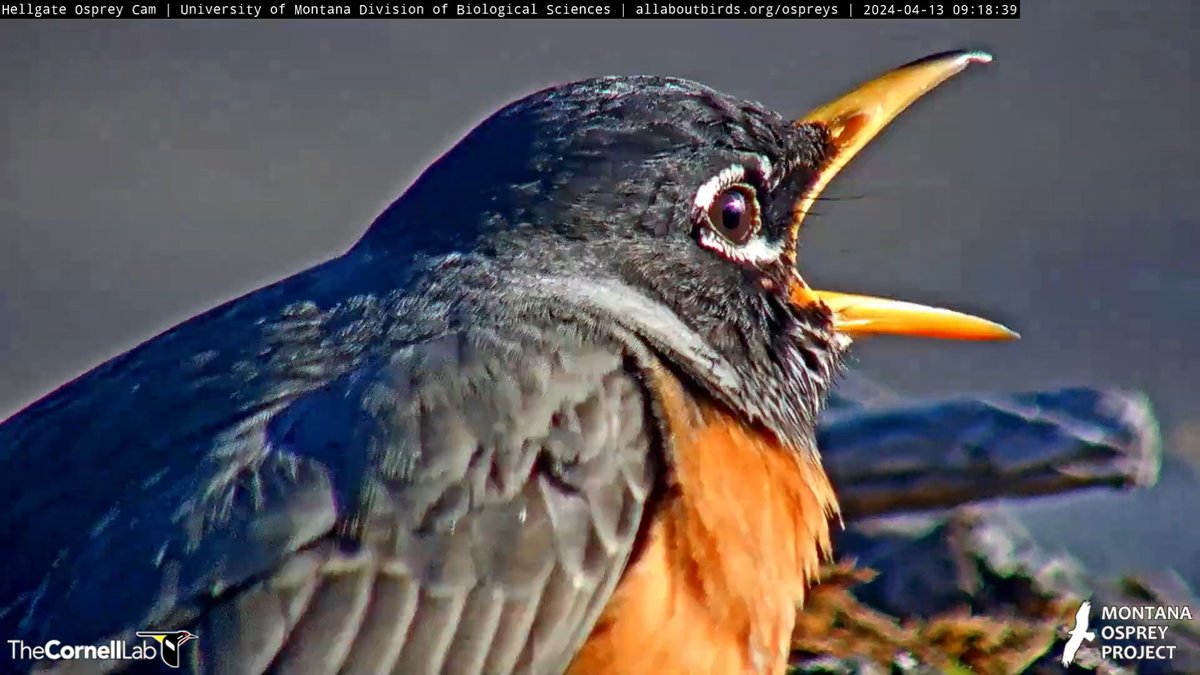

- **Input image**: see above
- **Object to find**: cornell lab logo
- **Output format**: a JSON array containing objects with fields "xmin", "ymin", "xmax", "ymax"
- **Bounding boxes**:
[
  {"xmin": 135, "ymin": 631, "xmax": 198, "ymax": 668},
  {"xmin": 9, "ymin": 630, "xmax": 197, "ymax": 669},
  {"xmin": 1061, "ymin": 599, "xmax": 1192, "ymax": 668}
]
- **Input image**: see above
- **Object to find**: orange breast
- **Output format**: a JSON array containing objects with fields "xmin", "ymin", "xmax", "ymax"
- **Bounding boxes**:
[{"xmin": 568, "ymin": 371, "xmax": 839, "ymax": 675}]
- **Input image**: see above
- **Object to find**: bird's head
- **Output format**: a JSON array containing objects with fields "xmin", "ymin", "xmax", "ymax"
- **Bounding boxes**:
[{"xmin": 358, "ymin": 50, "xmax": 1016, "ymax": 451}]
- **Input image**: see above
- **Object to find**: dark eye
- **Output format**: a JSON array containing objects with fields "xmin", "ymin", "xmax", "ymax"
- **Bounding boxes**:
[{"xmin": 706, "ymin": 185, "xmax": 760, "ymax": 244}]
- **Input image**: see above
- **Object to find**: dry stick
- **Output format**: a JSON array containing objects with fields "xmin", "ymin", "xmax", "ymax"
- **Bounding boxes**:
[{"xmin": 817, "ymin": 387, "xmax": 1163, "ymax": 522}]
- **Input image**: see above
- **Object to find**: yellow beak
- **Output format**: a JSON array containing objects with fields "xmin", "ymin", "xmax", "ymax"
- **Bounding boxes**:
[
  {"xmin": 792, "ymin": 288, "xmax": 1018, "ymax": 340},
  {"xmin": 788, "ymin": 50, "xmax": 1017, "ymax": 341}
]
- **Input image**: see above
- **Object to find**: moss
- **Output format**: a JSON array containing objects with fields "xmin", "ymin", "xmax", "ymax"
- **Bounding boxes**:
[{"xmin": 789, "ymin": 563, "xmax": 1074, "ymax": 675}]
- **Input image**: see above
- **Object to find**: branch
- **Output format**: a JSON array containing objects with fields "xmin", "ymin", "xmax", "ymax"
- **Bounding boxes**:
[{"xmin": 817, "ymin": 387, "xmax": 1162, "ymax": 521}]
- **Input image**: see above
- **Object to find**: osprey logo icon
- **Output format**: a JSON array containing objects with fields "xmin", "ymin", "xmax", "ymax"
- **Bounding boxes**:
[
  {"xmin": 1062, "ymin": 601, "xmax": 1095, "ymax": 666},
  {"xmin": 134, "ymin": 630, "xmax": 197, "ymax": 668}
]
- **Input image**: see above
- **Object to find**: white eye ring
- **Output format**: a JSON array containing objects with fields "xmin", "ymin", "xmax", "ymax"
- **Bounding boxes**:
[
  {"xmin": 705, "ymin": 184, "xmax": 760, "ymax": 244},
  {"xmin": 692, "ymin": 163, "xmax": 784, "ymax": 266},
  {"xmin": 693, "ymin": 164, "xmax": 749, "ymax": 213}
]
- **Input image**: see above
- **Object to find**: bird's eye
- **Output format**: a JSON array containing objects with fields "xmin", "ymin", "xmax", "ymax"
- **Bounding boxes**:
[{"xmin": 706, "ymin": 185, "xmax": 760, "ymax": 244}]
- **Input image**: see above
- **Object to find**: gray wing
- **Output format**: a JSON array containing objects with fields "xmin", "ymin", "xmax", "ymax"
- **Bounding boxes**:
[
  {"xmin": 192, "ymin": 335, "xmax": 657, "ymax": 675},
  {"xmin": 11, "ymin": 330, "xmax": 656, "ymax": 675}
]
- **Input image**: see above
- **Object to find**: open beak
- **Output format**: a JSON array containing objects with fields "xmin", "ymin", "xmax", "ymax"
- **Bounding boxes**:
[{"xmin": 788, "ymin": 50, "xmax": 1018, "ymax": 341}]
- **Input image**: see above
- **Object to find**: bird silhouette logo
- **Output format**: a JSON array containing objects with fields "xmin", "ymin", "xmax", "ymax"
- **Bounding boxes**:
[
  {"xmin": 1061, "ymin": 601, "xmax": 1096, "ymax": 666},
  {"xmin": 134, "ymin": 630, "xmax": 198, "ymax": 668}
]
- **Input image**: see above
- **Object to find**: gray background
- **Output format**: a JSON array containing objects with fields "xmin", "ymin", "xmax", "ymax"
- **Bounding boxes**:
[{"xmin": 2, "ymin": 4, "xmax": 1197, "ymax": 584}]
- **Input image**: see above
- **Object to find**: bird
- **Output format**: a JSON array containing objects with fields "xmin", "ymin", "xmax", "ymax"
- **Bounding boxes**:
[
  {"xmin": 0, "ymin": 50, "xmax": 1016, "ymax": 675},
  {"xmin": 1062, "ymin": 600, "xmax": 1096, "ymax": 666}
]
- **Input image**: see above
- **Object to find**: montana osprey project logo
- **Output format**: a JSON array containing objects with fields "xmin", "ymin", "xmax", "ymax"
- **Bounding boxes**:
[
  {"xmin": 1061, "ymin": 601, "xmax": 1095, "ymax": 666},
  {"xmin": 1058, "ymin": 598, "xmax": 1191, "ymax": 667},
  {"xmin": 134, "ymin": 631, "xmax": 198, "ymax": 668}
]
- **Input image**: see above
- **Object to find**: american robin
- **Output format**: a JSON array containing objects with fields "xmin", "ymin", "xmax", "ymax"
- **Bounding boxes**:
[{"xmin": 0, "ymin": 50, "xmax": 1015, "ymax": 674}]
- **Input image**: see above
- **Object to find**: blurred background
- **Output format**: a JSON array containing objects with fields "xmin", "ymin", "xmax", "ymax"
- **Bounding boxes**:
[{"xmin": 1, "ymin": 4, "xmax": 1196, "ymax": 589}]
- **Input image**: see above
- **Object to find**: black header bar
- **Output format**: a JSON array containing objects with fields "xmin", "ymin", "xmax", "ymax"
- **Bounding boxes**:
[{"xmin": 0, "ymin": 0, "xmax": 1019, "ymax": 18}]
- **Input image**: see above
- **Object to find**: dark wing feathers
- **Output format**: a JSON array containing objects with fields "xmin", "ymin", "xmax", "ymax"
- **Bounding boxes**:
[
  {"xmin": 0, "ymin": 266, "xmax": 365, "ymax": 651},
  {"xmin": 187, "ymin": 335, "xmax": 655, "ymax": 674},
  {"xmin": 13, "ymin": 325, "xmax": 656, "ymax": 675}
]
